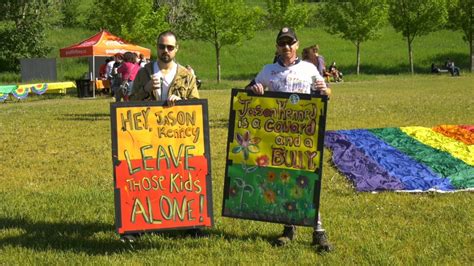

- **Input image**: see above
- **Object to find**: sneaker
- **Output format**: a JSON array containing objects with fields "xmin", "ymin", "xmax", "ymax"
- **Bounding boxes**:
[
  {"xmin": 312, "ymin": 231, "xmax": 333, "ymax": 253},
  {"xmin": 120, "ymin": 234, "xmax": 137, "ymax": 243},
  {"xmin": 274, "ymin": 225, "xmax": 296, "ymax": 246}
]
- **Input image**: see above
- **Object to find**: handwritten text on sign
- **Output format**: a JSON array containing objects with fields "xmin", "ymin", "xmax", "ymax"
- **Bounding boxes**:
[
  {"xmin": 228, "ymin": 93, "xmax": 325, "ymax": 171},
  {"xmin": 112, "ymin": 103, "xmax": 212, "ymax": 234}
]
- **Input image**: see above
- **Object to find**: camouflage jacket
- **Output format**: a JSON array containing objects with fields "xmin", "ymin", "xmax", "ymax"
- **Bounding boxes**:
[{"xmin": 130, "ymin": 62, "xmax": 199, "ymax": 101}]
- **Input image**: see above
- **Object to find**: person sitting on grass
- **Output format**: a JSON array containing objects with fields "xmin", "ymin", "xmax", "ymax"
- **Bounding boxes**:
[{"xmin": 328, "ymin": 61, "xmax": 343, "ymax": 82}]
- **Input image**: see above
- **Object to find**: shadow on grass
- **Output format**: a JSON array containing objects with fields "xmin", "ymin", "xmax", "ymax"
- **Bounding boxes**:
[
  {"xmin": 0, "ymin": 217, "xmax": 129, "ymax": 254},
  {"xmin": 59, "ymin": 113, "xmax": 110, "ymax": 121},
  {"xmin": 0, "ymin": 217, "xmax": 278, "ymax": 254},
  {"xmin": 210, "ymin": 228, "xmax": 277, "ymax": 244}
]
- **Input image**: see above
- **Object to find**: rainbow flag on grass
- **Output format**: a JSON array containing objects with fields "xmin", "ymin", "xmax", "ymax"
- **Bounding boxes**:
[{"xmin": 324, "ymin": 125, "xmax": 474, "ymax": 192}]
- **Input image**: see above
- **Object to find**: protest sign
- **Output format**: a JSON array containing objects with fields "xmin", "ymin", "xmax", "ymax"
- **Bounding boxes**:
[
  {"xmin": 111, "ymin": 100, "xmax": 213, "ymax": 235},
  {"xmin": 222, "ymin": 89, "xmax": 328, "ymax": 226}
]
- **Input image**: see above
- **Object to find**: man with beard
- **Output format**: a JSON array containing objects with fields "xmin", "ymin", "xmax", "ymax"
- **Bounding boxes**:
[
  {"xmin": 246, "ymin": 27, "xmax": 333, "ymax": 253},
  {"xmin": 130, "ymin": 31, "xmax": 199, "ymax": 104}
]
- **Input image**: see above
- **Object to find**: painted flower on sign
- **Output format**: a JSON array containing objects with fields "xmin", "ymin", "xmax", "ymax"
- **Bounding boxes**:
[
  {"xmin": 284, "ymin": 201, "xmax": 297, "ymax": 212},
  {"xmin": 280, "ymin": 171, "xmax": 290, "ymax": 183},
  {"xmin": 232, "ymin": 130, "xmax": 260, "ymax": 160},
  {"xmin": 291, "ymin": 187, "xmax": 304, "ymax": 199},
  {"xmin": 263, "ymin": 189, "xmax": 276, "ymax": 204},
  {"xmin": 296, "ymin": 175, "xmax": 309, "ymax": 189},
  {"xmin": 256, "ymin": 155, "xmax": 269, "ymax": 167},
  {"xmin": 267, "ymin": 171, "xmax": 276, "ymax": 182}
]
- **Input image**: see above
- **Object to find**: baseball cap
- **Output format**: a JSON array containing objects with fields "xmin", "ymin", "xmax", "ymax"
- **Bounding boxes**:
[{"xmin": 276, "ymin": 27, "xmax": 297, "ymax": 43}]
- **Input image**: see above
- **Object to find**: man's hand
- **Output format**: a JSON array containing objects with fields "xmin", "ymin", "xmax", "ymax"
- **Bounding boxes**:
[
  {"xmin": 312, "ymin": 79, "xmax": 332, "ymax": 97},
  {"xmin": 167, "ymin": 94, "xmax": 181, "ymax": 106},
  {"xmin": 247, "ymin": 83, "xmax": 265, "ymax": 95}
]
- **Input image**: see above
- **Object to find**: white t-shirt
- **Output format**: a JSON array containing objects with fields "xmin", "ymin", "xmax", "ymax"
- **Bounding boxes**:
[
  {"xmin": 152, "ymin": 61, "xmax": 178, "ymax": 100},
  {"xmin": 255, "ymin": 60, "xmax": 323, "ymax": 94}
]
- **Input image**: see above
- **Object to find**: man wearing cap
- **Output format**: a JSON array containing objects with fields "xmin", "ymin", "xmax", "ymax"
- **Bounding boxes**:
[
  {"xmin": 246, "ymin": 27, "xmax": 333, "ymax": 253},
  {"xmin": 130, "ymin": 30, "xmax": 199, "ymax": 104}
]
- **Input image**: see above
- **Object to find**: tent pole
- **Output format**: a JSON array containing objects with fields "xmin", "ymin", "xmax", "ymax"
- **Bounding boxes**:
[{"xmin": 92, "ymin": 56, "xmax": 96, "ymax": 98}]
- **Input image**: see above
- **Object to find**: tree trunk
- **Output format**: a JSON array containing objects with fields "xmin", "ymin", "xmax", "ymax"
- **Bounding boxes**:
[
  {"xmin": 471, "ymin": 7, "xmax": 473, "ymax": 72},
  {"xmin": 215, "ymin": 43, "xmax": 221, "ymax": 83},
  {"xmin": 356, "ymin": 41, "xmax": 360, "ymax": 75},
  {"xmin": 471, "ymin": 37, "xmax": 473, "ymax": 72},
  {"xmin": 408, "ymin": 37, "xmax": 414, "ymax": 74}
]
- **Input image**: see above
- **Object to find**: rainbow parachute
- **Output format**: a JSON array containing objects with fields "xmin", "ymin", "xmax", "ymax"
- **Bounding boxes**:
[{"xmin": 325, "ymin": 125, "xmax": 474, "ymax": 192}]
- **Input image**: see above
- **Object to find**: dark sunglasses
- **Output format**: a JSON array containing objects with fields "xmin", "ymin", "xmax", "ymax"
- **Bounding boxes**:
[
  {"xmin": 158, "ymin": 44, "xmax": 176, "ymax": 51},
  {"xmin": 277, "ymin": 40, "xmax": 297, "ymax": 47}
]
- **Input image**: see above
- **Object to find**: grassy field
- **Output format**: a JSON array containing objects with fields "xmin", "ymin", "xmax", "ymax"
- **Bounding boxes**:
[
  {"xmin": 0, "ymin": 75, "xmax": 472, "ymax": 264},
  {"xmin": 1, "ymin": 24, "xmax": 469, "ymax": 84}
]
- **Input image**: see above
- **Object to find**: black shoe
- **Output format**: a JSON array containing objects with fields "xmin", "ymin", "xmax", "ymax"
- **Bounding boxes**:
[
  {"xmin": 274, "ymin": 225, "xmax": 296, "ymax": 246},
  {"xmin": 120, "ymin": 234, "xmax": 137, "ymax": 243},
  {"xmin": 312, "ymin": 231, "xmax": 333, "ymax": 253}
]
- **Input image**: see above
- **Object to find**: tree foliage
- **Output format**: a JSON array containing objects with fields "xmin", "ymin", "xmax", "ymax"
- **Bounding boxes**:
[
  {"xmin": 320, "ymin": 0, "xmax": 387, "ymax": 74},
  {"xmin": 388, "ymin": 0, "xmax": 448, "ymax": 74},
  {"xmin": 193, "ymin": 0, "xmax": 264, "ymax": 82},
  {"xmin": 86, "ymin": 0, "xmax": 169, "ymax": 44},
  {"xmin": 447, "ymin": 0, "xmax": 473, "ymax": 71},
  {"xmin": 154, "ymin": 0, "xmax": 198, "ymax": 40},
  {"xmin": 59, "ymin": 0, "xmax": 82, "ymax": 27},
  {"xmin": 265, "ymin": 0, "xmax": 312, "ymax": 30},
  {"xmin": 0, "ymin": 0, "xmax": 57, "ymax": 71}
]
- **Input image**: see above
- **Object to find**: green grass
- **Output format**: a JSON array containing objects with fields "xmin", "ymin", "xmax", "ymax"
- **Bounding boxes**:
[
  {"xmin": 0, "ymin": 75, "xmax": 472, "ymax": 264},
  {"xmin": 3, "ymin": 25, "xmax": 467, "ymax": 85}
]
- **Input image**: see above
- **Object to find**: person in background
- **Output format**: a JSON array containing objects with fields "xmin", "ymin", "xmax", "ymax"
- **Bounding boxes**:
[
  {"xmin": 117, "ymin": 52, "xmax": 140, "ymax": 101},
  {"xmin": 431, "ymin": 63, "xmax": 441, "ymax": 74},
  {"xmin": 328, "ymin": 61, "xmax": 343, "ymax": 82},
  {"xmin": 445, "ymin": 58, "xmax": 460, "ymax": 76},
  {"xmin": 138, "ymin": 53, "xmax": 147, "ymax": 68},
  {"xmin": 98, "ymin": 58, "xmax": 110, "ymax": 80},
  {"xmin": 302, "ymin": 44, "xmax": 328, "ymax": 79},
  {"xmin": 111, "ymin": 53, "xmax": 123, "ymax": 100},
  {"xmin": 246, "ymin": 27, "xmax": 333, "ymax": 253},
  {"xmin": 130, "ymin": 31, "xmax": 199, "ymax": 104},
  {"xmin": 105, "ymin": 56, "xmax": 115, "ymax": 80}
]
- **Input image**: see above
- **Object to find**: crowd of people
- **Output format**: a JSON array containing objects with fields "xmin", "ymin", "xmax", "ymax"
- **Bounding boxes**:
[{"xmin": 97, "ymin": 49, "xmax": 200, "ymax": 102}]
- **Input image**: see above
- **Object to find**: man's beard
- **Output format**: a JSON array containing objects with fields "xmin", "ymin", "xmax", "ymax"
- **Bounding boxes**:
[{"xmin": 159, "ymin": 54, "xmax": 172, "ymax": 63}]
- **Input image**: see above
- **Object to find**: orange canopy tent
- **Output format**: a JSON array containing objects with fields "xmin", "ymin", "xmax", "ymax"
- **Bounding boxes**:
[
  {"xmin": 60, "ymin": 30, "xmax": 151, "ymax": 97},
  {"xmin": 60, "ymin": 30, "xmax": 151, "ymax": 58}
]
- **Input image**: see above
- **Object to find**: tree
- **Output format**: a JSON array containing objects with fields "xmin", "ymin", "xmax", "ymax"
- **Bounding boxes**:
[
  {"xmin": 447, "ymin": 0, "xmax": 474, "ymax": 72},
  {"xmin": 388, "ymin": 0, "xmax": 448, "ymax": 74},
  {"xmin": 266, "ymin": 0, "xmax": 312, "ymax": 30},
  {"xmin": 320, "ymin": 0, "xmax": 387, "ymax": 75},
  {"xmin": 154, "ymin": 0, "xmax": 198, "ymax": 40},
  {"xmin": 0, "ymin": 0, "xmax": 58, "ymax": 71},
  {"xmin": 194, "ymin": 0, "xmax": 264, "ymax": 82},
  {"xmin": 87, "ymin": 0, "xmax": 169, "ymax": 44},
  {"xmin": 59, "ymin": 0, "xmax": 82, "ymax": 27}
]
